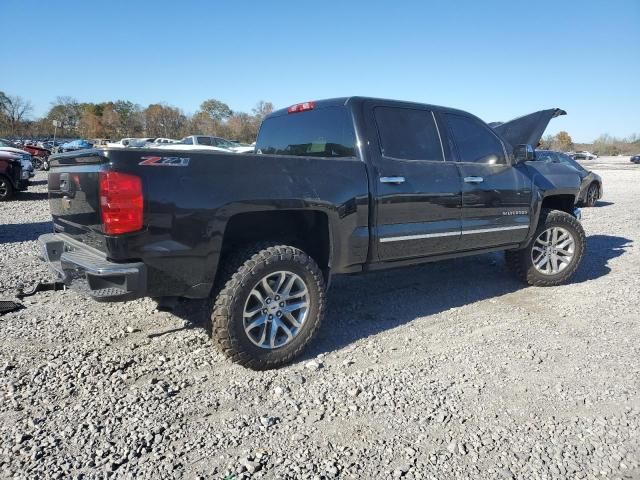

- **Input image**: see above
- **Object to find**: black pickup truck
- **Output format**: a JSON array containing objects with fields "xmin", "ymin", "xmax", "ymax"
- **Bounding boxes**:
[{"xmin": 39, "ymin": 97, "xmax": 585, "ymax": 369}]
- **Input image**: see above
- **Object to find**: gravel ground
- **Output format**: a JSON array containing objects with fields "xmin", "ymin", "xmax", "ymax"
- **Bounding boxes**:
[{"xmin": 1, "ymin": 157, "xmax": 639, "ymax": 479}]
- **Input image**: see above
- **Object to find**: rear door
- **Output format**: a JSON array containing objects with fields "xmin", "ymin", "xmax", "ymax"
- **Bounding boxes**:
[
  {"xmin": 365, "ymin": 102, "xmax": 462, "ymax": 261},
  {"xmin": 439, "ymin": 112, "xmax": 531, "ymax": 250}
]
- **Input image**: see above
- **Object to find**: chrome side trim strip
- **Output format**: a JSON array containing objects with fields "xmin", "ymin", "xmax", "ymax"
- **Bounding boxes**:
[
  {"xmin": 379, "ymin": 224, "xmax": 529, "ymax": 243},
  {"xmin": 379, "ymin": 231, "xmax": 459, "ymax": 243},
  {"xmin": 461, "ymin": 225, "xmax": 529, "ymax": 235}
]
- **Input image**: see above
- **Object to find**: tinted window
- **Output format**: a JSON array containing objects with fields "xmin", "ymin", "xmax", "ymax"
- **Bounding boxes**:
[
  {"xmin": 256, "ymin": 106, "xmax": 355, "ymax": 158},
  {"xmin": 181, "ymin": 137, "xmax": 194, "ymax": 145},
  {"xmin": 197, "ymin": 136, "xmax": 213, "ymax": 146},
  {"xmin": 374, "ymin": 107, "xmax": 443, "ymax": 161},
  {"xmin": 444, "ymin": 114, "xmax": 505, "ymax": 164}
]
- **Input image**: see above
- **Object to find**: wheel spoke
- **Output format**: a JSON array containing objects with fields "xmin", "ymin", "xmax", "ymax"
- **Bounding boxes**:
[
  {"xmin": 284, "ymin": 301, "xmax": 308, "ymax": 313},
  {"xmin": 283, "ymin": 311, "xmax": 302, "ymax": 328},
  {"xmin": 277, "ymin": 320, "xmax": 294, "ymax": 341},
  {"xmin": 274, "ymin": 272, "xmax": 287, "ymax": 294},
  {"xmin": 269, "ymin": 319, "xmax": 279, "ymax": 348},
  {"xmin": 245, "ymin": 315, "xmax": 267, "ymax": 333},
  {"xmin": 261, "ymin": 277, "xmax": 276, "ymax": 297},
  {"xmin": 249, "ymin": 288, "xmax": 266, "ymax": 306},
  {"xmin": 286, "ymin": 288, "xmax": 308, "ymax": 301},
  {"xmin": 280, "ymin": 275, "xmax": 297, "ymax": 297}
]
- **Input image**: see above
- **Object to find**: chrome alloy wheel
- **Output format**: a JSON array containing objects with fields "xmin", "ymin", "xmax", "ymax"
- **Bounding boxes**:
[
  {"xmin": 587, "ymin": 185, "xmax": 598, "ymax": 206},
  {"xmin": 0, "ymin": 179, "xmax": 8, "ymax": 197},
  {"xmin": 243, "ymin": 270, "xmax": 310, "ymax": 349},
  {"xmin": 531, "ymin": 226, "xmax": 576, "ymax": 275}
]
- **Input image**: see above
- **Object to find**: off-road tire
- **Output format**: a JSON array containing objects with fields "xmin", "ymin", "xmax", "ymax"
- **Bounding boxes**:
[
  {"xmin": 210, "ymin": 244, "xmax": 326, "ymax": 370},
  {"xmin": 505, "ymin": 209, "xmax": 585, "ymax": 286},
  {"xmin": 0, "ymin": 176, "xmax": 14, "ymax": 201}
]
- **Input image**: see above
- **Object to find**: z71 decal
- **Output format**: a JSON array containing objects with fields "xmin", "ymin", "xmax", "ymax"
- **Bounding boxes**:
[{"xmin": 139, "ymin": 156, "xmax": 190, "ymax": 167}]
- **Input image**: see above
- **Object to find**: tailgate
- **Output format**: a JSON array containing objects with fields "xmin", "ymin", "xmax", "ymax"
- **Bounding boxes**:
[{"xmin": 48, "ymin": 151, "xmax": 108, "ymax": 251}]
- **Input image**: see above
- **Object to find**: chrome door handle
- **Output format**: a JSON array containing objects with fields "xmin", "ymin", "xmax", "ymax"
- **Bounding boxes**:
[
  {"xmin": 380, "ymin": 176, "xmax": 405, "ymax": 184},
  {"xmin": 464, "ymin": 176, "xmax": 484, "ymax": 183}
]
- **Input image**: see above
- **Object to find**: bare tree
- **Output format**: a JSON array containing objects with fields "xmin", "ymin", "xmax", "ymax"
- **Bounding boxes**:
[{"xmin": 0, "ymin": 95, "xmax": 33, "ymax": 135}]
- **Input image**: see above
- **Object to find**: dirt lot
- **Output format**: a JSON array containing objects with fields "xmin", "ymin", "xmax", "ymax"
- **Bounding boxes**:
[{"xmin": 1, "ymin": 156, "xmax": 639, "ymax": 479}]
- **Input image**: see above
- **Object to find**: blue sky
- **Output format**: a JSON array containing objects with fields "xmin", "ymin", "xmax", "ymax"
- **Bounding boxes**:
[{"xmin": 2, "ymin": 0, "xmax": 638, "ymax": 142}]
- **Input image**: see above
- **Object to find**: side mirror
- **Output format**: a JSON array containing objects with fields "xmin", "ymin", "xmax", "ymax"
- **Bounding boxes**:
[{"xmin": 513, "ymin": 144, "xmax": 535, "ymax": 164}]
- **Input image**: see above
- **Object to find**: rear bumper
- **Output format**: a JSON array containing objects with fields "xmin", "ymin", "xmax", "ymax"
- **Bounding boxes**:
[{"xmin": 38, "ymin": 233, "xmax": 146, "ymax": 302}]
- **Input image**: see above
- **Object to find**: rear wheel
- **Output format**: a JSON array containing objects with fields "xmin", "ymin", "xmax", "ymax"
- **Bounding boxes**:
[
  {"xmin": 0, "ymin": 176, "xmax": 14, "ymax": 201},
  {"xmin": 505, "ymin": 209, "xmax": 585, "ymax": 286},
  {"xmin": 210, "ymin": 244, "xmax": 326, "ymax": 370},
  {"xmin": 585, "ymin": 183, "xmax": 599, "ymax": 207}
]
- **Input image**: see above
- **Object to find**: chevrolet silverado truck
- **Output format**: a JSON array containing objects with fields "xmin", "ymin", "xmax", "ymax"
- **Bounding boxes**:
[{"xmin": 38, "ymin": 97, "xmax": 585, "ymax": 369}]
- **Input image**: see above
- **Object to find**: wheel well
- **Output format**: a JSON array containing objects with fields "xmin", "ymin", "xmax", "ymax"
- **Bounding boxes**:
[
  {"xmin": 541, "ymin": 194, "xmax": 575, "ymax": 214},
  {"xmin": 220, "ymin": 209, "xmax": 331, "ymax": 276}
]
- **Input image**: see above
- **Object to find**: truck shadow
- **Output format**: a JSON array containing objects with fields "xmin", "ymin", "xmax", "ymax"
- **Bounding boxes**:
[
  {"xmin": 14, "ymin": 191, "xmax": 49, "ymax": 201},
  {"xmin": 0, "ymin": 221, "xmax": 53, "ymax": 244},
  {"xmin": 168, "ymin": 234, "xmax": 631, "ymax": 358},
  {"xmin": 301, "ymin": 233, "xmax": 632, "ymax": 360}
]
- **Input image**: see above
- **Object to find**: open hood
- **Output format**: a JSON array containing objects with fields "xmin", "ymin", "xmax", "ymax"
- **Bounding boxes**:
[{"xmin": 490, "ymin": 108, "xmax": 566, "ymax": 149}]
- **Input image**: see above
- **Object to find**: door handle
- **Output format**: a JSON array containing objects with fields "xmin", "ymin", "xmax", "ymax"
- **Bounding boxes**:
[
  {"xmin": 463, "ymin": 176, "xmax": 484, "ymax": 183},
  {"xmin": 380, "ymin": 176, "xmax": 406, "ymax": 184}
]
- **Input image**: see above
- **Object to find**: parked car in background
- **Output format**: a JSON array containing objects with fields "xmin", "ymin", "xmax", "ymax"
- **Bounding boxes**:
[
  {"xmin": 155, "ymin": 135, "xmax": 230, "ymax": 152},
  {"xmin": 0, "ymin": 139, "xmax": 35, "ymax": 179},
  {"xmin": 105, "ymin": 138, "xmax": 156, "ymax": 148},
  {"xmin": 151, "ymin": 138, "xmax": 180, "ymax": 144},
  {"xmin": 61, "ymin": 139, "xmax": 93, "ymax": 152},
  {"xmin": 230, "ymin": 142, "xmax": 256, "ymax": 154},
  {"xmin": 571, "ymin": 151, "xmax": 598, "ymax": 160},
  {"xmin": 536, "ymin": 150, "xmax": 603, "ymax": 207},
  {"xmin": 630, "ymin": 154, "xmax": 640, "ymax": 164},
  {"xmin": 0, "ymin": 150, "xmax": 30, "ymax": 200}
]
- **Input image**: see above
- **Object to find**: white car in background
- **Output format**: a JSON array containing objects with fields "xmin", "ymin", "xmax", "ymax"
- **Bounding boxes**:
[
  {"xmin": 105, "ymin": 138, "xmax": 157, "ymax": 148},
  {"xmin": 151, "ymin": 138, "xmax": 180, "ymax": 145},
  {"xmin": 155, "ymin": 136, "xmax": 234, "ymax": 152}
]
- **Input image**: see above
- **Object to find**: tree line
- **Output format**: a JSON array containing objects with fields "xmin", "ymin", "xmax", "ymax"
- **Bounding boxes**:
[
  {"xmin": 2, "ymin": 90, "xmax": 639, "ymax": 152},
  {"xmin": 0, "ymin": 91, "xmax": 273, "ymax": 143},
  {"xmin": 540, "ymin": 130, "xmax": 640, "ymax": 156}
]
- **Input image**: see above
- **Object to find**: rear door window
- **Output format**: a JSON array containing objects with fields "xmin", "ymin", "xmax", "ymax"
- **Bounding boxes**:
[
  {"xmin": 256, "ymin": 106, "xmax": 356, "ymax": 158},
  {"xmin": 197, "ymin": 136, "xmax": 213, "ymax": 146},
  {"xmin": 444, "ymin": 113, "xmax": 506, "ymax": 164},
  {"xmin": 374, "ymin": 107, "xmax": 443, "ymax": 161}
]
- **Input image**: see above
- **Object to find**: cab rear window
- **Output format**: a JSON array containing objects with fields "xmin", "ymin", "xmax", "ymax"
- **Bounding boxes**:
[{"xmin": 256, "ymin": 107, "xmax": 356, "ymax": 158}]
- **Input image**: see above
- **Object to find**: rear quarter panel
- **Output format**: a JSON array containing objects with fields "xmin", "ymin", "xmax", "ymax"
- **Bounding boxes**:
[{"xmin": 104, "ymin": 149, "xmax": 370, "ymax": 297}]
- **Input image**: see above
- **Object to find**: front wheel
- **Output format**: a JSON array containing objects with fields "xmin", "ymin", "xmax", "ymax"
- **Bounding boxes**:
[
  {"xmin": 0, "ymin": 176, "xmax": 14, "ymax": 201},
  {"xmin": 505, "ymin": 209, "xmax": 585, "ymax": 286},
  {"xmin": 210, "ymin": 244, "xmax": 326, "ymax": 370},
  {"xmin": 585, "ymin": 183, "xmax": 599, "ymax": 207}
]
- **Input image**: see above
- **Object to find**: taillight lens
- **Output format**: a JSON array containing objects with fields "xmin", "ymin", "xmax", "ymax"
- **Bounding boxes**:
[
  {"xmin": 99, "ymin": 171, "xmax": 143, "ymax": 235},
  {"xmin": 287, "ymin": 101, "xmax": 315, "ymax": 114}
]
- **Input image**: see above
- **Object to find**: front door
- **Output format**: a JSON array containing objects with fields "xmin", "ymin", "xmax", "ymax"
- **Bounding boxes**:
[
  {"xmin": 365, "ymin": 103, "xmax": 463, "ymax": 262},
  {"xmin": 439, "ymin": 112, "xmax": 532, "ymax": 250}
]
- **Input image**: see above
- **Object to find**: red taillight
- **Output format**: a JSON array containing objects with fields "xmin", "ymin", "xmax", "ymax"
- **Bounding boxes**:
[
  {"xmin": 287, "ymin": 101, "xmax": 315, "ymax": 114},
  {"xmin": 99, "ymin": 171, "xmax": 143, "ymax": 235}
]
